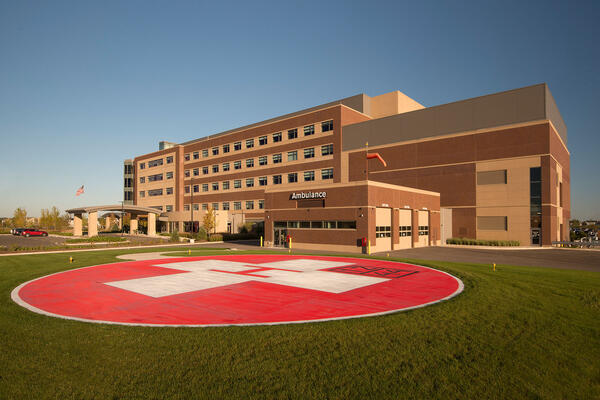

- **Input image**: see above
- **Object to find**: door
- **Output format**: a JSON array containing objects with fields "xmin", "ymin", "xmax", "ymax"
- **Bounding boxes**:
[
  {"xmin": 531, "ymin": 228, "xmax": 541, "ymax": 246},
  {"xmin": 274, "ymin": 228, "xmax": 288, "ymax": 247}
]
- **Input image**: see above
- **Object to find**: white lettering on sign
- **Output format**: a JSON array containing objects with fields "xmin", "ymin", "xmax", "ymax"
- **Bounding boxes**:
[
  {"xmin": 104, "ymin": 259, "xmax": 387, "ymax": 297},
  {"xmin": 290, "ymin": 191, "xmax": 327, "ymax": 200}
]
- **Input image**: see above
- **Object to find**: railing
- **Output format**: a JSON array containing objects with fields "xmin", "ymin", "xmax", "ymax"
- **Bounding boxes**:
[{"xmin": 552, "ymin": 240, "xmax": 600, "ymax": 248}]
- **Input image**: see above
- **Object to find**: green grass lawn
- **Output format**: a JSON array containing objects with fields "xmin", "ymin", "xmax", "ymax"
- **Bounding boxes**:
[{"xmin": 1, "ymin": 248, "xmax": 599, "ymax": 399}]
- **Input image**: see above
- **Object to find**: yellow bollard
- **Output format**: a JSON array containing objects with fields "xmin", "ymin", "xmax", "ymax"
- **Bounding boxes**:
[
  {"xmin": 288, "ymin": 237, "xmax": 292, "ymax": 253},
  {"xmin": 493, "ymin": 263, "xmax": 496, "ymax": 271},
  {"xmin": 69, "ymin": 256, "xmax": 73, "ymax": 264},
  {"xmin": 188, "ymin": 249, "xmax": 191, "ymax": 255},
  {"xmin": 368, "ymin": 240, "xmax": 371, "ymax": 255},
  {"xmin": 387, "ymin": 253, "xmax": 389, "ymax": 258},
  {"xmin": 260, "ymin": 236, "xmax": 263, "ymax": 247}
]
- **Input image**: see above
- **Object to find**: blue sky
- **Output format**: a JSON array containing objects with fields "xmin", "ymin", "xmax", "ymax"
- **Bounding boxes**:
[{"xmin": 1, "ymin": 0, "xmax": 598, "ymax": 219}]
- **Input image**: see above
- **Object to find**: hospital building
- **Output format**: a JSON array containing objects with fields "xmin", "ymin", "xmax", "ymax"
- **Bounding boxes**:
[{"xmin": 123, "ymin": 83, "xmax": 569, "ymax": 252}]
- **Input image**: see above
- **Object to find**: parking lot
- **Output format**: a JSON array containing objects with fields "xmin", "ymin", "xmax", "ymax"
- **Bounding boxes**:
[{"xmin": 0, "ymin": 233, "xmax": 68, "ymax": 248}]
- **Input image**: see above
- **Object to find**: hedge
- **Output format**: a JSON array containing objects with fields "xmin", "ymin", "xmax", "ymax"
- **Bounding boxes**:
[{"xmin": 446, "ymin": 237, "xmax": 520, "ymax": 246}]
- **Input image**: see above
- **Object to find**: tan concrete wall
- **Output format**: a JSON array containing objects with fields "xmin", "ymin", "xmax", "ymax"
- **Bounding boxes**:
[
  {"xmin": 369, "ymin": 91, "xmax": 424, "ymax": 119},
  {"xmin": 476, "ymin": 156, "xmax": 540, "ymax": 244}
]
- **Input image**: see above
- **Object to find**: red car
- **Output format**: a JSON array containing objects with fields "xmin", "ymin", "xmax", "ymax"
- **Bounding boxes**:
[{"xmin": 21, "ymin": 229, "xmax": 48, "ymax": 237}]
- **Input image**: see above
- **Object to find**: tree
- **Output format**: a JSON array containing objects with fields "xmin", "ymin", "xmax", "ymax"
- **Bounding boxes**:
[
  {"xmin": 202, "ymin": 207, "xmax": 216, "ymax": 234},
  {"xmin": 12, "ymin": 208, "xmax": 27, "ymax": 227}
]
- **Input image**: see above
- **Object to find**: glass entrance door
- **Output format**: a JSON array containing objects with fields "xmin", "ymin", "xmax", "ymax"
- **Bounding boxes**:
[
  {"xmin": 274, "ymin": 228, "xmax": 287, "ymax": 247},
  {"xmin": 531, "ymin": 228, "xmax": 541, "ymax": 245}
]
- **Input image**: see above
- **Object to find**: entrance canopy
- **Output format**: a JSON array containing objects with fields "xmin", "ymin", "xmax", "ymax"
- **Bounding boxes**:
[{"xmin": 66, "ymin": 205, "xmax": 163, "ymax": 237}]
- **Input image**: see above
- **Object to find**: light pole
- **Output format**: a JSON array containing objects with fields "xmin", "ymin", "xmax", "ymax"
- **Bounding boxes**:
[
  {"xmin": 119, "ymin": 201, "xmax": 124, "ymax": 237},
  {"xmin": 190, "ymin": 179, "xmax": 194, "ymax": 234}
]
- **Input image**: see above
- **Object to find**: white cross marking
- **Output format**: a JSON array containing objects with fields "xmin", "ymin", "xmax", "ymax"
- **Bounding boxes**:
[{"xmin": 105, "ymin": 259, "xmax": 388, "ymax": 297}]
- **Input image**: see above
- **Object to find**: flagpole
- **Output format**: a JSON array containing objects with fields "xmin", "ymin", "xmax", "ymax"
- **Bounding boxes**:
[{"xmin": 365, "ymin": 141, "xmax": 369, "ymax": 181}]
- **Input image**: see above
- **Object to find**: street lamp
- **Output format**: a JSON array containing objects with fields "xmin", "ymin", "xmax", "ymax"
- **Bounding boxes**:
[
  {"xmin": 190, "ymin": 179, "xmax": 194, "ymax": 234},
  {"xmin": 119, "ymin": 200, "xmax": 124, "ymax": 237}
]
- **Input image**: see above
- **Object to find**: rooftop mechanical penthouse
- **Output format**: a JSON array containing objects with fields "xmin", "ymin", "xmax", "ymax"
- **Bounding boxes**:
[{"xmin": 124, "ymin": 83, "xmax": 569, "ymax": 249}]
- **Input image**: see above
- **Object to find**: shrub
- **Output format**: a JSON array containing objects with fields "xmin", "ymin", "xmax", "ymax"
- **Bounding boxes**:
[
  {"xmin": 208, "ymin": 234, "xmax": 223, "ymax": 242},
  {"xmin": 169, "ymin": 230, "xmax": 180, "ymax": 243},
  {"xmin": 446, "ymin": 237, "xmax": 520, "ymax": 246},
  {"xmin": 194, "ymin": 227, "xmax": 207, "ymax": 241},
  {"xmin": 66, "ymin": 236, "xmax": 127, "ymax": 244},
  {"xmin": 221, "ymin": 232, "xmax": 259, "ymax": 241}
]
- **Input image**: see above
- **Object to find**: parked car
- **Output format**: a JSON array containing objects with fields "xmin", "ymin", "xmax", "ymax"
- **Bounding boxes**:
[
  {"xmin": 21, "ymin": 229, "xmax": 48, "ymax": 237},
  {"xmin": 12, "ymin": 228, "xmax": 27, "ymax": 236}
]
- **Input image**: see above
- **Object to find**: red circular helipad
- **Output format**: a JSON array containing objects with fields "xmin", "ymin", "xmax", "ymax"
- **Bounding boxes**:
[{"xmin": 11, "ymin": 254, "xmax": 463, "ymax": 326}]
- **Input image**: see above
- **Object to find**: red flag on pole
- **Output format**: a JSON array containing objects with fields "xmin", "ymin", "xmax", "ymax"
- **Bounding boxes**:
[
  {"xmin": 366, "ymin": 153, "xmax": 387, "ymax": 167},
  {"xmin": 76, "ymin": 185, "xmax": 85, "ymax": 196}
]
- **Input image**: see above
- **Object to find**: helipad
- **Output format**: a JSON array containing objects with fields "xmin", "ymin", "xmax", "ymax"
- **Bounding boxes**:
[{"xmin": 11, "ymin": 255, "xmax": 463, "ymax": 326}]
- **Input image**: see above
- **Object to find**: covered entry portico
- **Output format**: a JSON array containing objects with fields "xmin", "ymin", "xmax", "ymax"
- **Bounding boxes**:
[{"xmin": 66, "ymin": 205, "xmax": 163, "ymax": 237}]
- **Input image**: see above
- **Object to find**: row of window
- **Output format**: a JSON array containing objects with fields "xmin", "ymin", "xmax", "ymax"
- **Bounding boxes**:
[
  {"xmin": 185, "ymin": 168, "xmax": 334, "ymax": 194},
  {"xmin": 139, "ymin": 171, "xmax": 174, "ymax": 184},
  {"xmin": 138, "ymin": 187, "xmax": 174, "ymax": 198},
  {"xmin": 274, "ymin": 221, "xmax": 356, "ymax": 229},
  {"xmin": 139, "ymin": 156, "xmax": 174, "ymax": 170},
  {"xmin": 184, "ymin": 120, "xmax": 334, "ymax": 162},
  {"xmin": 183, "ymin": 200, "xmax": 265, "ymax": 211},
  {"xmin": 184, "ymin": 145, "xmax": 333, "ymax": 177},
  {"xmin": 377, "ymin": 225, "xmax": 429, "ymax": 238}
]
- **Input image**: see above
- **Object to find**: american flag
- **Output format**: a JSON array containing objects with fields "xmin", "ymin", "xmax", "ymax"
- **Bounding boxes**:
[{"xmin": 76, "ymin": 185, "xmax": 85, "ymax": 196}]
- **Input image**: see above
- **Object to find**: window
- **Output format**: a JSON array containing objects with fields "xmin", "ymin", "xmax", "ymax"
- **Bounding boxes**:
[
  {"xmin": 246, "ymin": 201, "xmax": 254, "ymax": 210},
  {"xmin": 184, "ymin": 170, "xmax": 190, "ymax": 177},
  {"xmin": 258, "ymin": 200, "xmax": 264, "ymax": 209},
  {"xmin": 399, "ymin": 225, "xmax": 412, "ymax": 237},
  {"xmin": 148, "ymin": 189, "xmax": 163, "ymax": 197},
  {"xmin": 139, "ymin": 191, "xmax": 145, "ymax": 198},
  {"xmin": 148, "ymin": 173, "xmax": 163, "ymax": 182},
  {"xmin": 184, "ymin": 154, "xmax": 190, "ymax": 161},
  {"xmin": 124, "ymin": 191, "xmax": 133, "ymax": 201},
  {"xmin": 322, "ymin": 120, "xmax": 333, "ymax": 132},
  {"xmin": 287, "ymin": 151, "xmax": 297, "ymax": 161},
  {"xmin": 222, "ymin": 202, "xmax": 230, "ymax": 210},
  {"xmin": 259, "ymin": 176, "xmax": 267, "ymax": 186},
  {"xmin": 234, "ymin": 142, "xmax": 242, "ymax": 151},
  {"xmin": 418, "ymin": 225, "xmax": 430, "ymax": 236},
  {"xmin": 223, "ymin": 144, "xmax": 230, "ymax": 153},
  {"xmin": 166, "ymin": 171, "xmax": 173, "ymax": 179},
  {"xmin": 148, "ymin": 158, "xmax": 163, "ymax": 168},
  {"xmin": 311, "ymin": 221, "xmax": 322, "ymax": 228},
  {"xmin": 234, "ymin": 202, "xmax": 242, "ymax": 210},
  {"xmin": 140, "ymin": 177, "xmax": 145, "ymax": 183},
  {"xmin": 202, "ymin": 204, "xmax": 208, "ymax": 211},
  {"xmin": 273, "ymin": 175, "xmax": 282, "ymax": 184},
  {"xmin": 223, "ymin": 162, "xmax": 230, "ymax": 171},
  {"xmin": 166, "ymin": 187, "xmax": 173, "ymax": 195},
  {"xmin": 376, "ymin": 226, "xmax": 391, "ymax": 238},
  {"xmin": 212, "ymin": 203, "xmax": 219, "ymax": 210},
  {"xmin": 185, "ymin": 186, "xmax": 190, "ymax": 194},
  {"xmin": 193, "ymin": 204, "xmax": 199, "ymax": 211},
  {"xmin": 304, "ymin": 171, "xmax": 315, "ymax": 181},
  {"xmin": 246, "ymin": 139, "xmax": 254, "ymax": 148},
  {"xmin": 246, "ymin": 158, "xmax": 254, "ymax": 168},
  {"xmin": 477, "ymin": 170, "xmax": 507, "ymax": 185},
  {"xmin": 288, "ymin": 173, "xmax": 298, "ymax": 183},
  {"xmin": 259, "ymin": 136, "xmax": 268, "ymax": 145},
  {"xmin": 222, "ymin": 181, "xmax": 230, "ymax": 190},
  {"xmin": 338, "ymin": 221, "xmax": 356, "ymax": 229},
  {"xmin": 202, "ymin": 149, "xmax": 208, "ymax": 158},
  {"xmin": 273, "ymin": 132, "xmax": 282, "ymax": 142},
  {"xmin": 202, "ymin": 166, "xmax": 209, "ymax": 175},
  {"xmin": 193, "ymin": 185, "xmax": 199, "ymax": 193},
  {"xmin": 234, "ymin": 180, "xmax": 241, "ymax": 189},
  {"xmin": 193, "ymin": 168, "xmax": 199, "ymax": 176},
  {"xmin": 202, "ymin": 184, "xmax": 208, "ymax": 192},
  {"xmin": 212, "ymin": 147, "xmax": 219, "ymax": 156},
  {"xmin": 234, "ymin": 161, "xmax": 241, "ymax": 170},
  {"xmin": 212, "ymin": 165, "xmax": 219, "ymax": 173},
  {"xmin": 259, "ymin": 156, "xmax": 267, "ymax": 166},
  {"xmin": 273, "ymin": 153, "xmax": 282, "ymax": 164},
  {"xmin": 304, "ymin": 148, "xmax": 315, "ymax": 159},
  {"xmin": 321, "ymin": 144, "xmax": 333, "ymax": 156},
  {"xmin": 124, "ymin": 164, "xmax": 133, "ymax": 174},
  {"xmin": 288, "ymin": 128, "xmax": 297, "ymax": 139},
  {"xmin": 477, "ymin": 217, "xmax": 507, "ymax": 231},
  {"xmin": 321, "ymin": 168, "xmax": 333, "ymax": 180},
  {"xmin": 304, "ymin": 125, "xmax": 315, "ymax": 136},
  {"xmin": 166, "ymin": 205, "xmax": 173, "ymax": 212},
  {"xmin": 139, "ymin": 162, "xmax": 145, "ymax": 169},
  {"xmin": 184, "ymin": 204, "xmax": 190, "ymax": 211},
  {"xmin": 246, "ymin": 178, "xmax": 254, "ymax": 188},
  {"xmin": 212, "ymin": 182, "xmax": 219, "ymax": 191},
  {"xmin": 166, "ymin": 156, "xmax": 173, "ymax": 164},
  {"xmin": 124, "ymin": 178, "xmax": 132, "ymax": 187},
  {"xmin": 324, "ymin": 221, "xmax": 337, "ymax": 229},
  {"xmin": 193, "ymin": 151, "xmax": 199, "ymax": 160}
]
